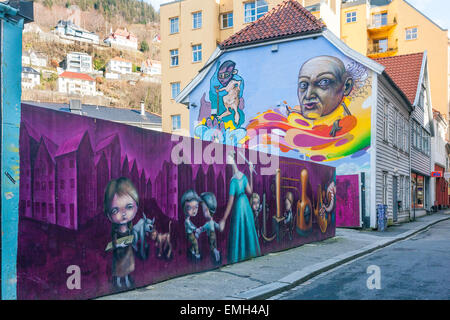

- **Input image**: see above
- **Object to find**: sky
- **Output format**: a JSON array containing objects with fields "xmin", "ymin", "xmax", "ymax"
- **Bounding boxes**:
[{"xmin": 145, "ymin": 0, "xmax": 449, "ymax": 30}]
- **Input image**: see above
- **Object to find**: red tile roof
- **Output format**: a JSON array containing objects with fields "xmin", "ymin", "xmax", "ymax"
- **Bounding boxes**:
[
  {"xmin": 374, "ymin": 52, "xmax": 424, "ymax": 105},
  {"xmin": 59, "ymin": 71, "xmax": 95, "ymax": 82},
  {"xmin": 220, "ymin": 0, "xmax": 325, "ymax": 50}
]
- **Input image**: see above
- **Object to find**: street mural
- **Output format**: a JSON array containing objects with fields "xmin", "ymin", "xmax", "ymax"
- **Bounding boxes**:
[
  {"xmin": 190, "ymin": 40, "xmax": 373, "ymax": 176},
  {"xmin": 17, "ymin": 104, "xmax": 335, "ymax": 299},
  {"xmin": 336, "ymin": 174, "xmax": 361, "ymax": 227}
]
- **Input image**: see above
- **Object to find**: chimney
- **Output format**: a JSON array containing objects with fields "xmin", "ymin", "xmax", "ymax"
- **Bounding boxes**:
[
  {"xmin": 140, "ymin": 101, "xmax": 146, "ymax": 116},
  {"xmin": 69, "ymin": 99, "xmax": 82, "ymax": 115}
]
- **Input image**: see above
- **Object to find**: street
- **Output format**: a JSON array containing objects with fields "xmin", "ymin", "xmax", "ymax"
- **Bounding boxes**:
[{"xmin": 273, "ymin": 219, "xmax": 450, "ymax": 300}]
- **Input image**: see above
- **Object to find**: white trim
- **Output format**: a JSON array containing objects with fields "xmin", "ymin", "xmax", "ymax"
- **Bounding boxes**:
[
  {"xmin": 413, "ymin": 50, "xmax": 427, "ymax": 106},
  {"xmin": 370, "ymin": 72, "xmax": 379, "ymax": 228}
]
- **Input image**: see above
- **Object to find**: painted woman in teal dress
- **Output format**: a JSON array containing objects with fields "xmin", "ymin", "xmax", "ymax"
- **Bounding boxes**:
[{"xmin": 219, "ymin": 151, "xmax": 261, "ymax": 263}]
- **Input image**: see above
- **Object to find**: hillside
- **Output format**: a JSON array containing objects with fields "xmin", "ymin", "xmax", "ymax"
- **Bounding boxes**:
[
  {"xmin": 37, "ymin": 0, "xmax": 159, "ymax": 25},
  {"xmin": 22, "ymin": 1, "xmax": 162, "ymax": 114}
]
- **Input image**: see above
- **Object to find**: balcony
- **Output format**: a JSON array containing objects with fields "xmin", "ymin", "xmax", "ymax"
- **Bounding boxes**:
[
  {"xmin": 367, "ymin": 15, "xmax": 397, "ymax": 34},
  {"xmin": 367, "ymin": 39, "xmax": 398, "ymax": 58}
]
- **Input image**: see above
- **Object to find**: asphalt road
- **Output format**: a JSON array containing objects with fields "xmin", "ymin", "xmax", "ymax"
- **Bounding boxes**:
[{"xmin": 274, "ymin": 219, "xmax": 450, "ymax": 300}]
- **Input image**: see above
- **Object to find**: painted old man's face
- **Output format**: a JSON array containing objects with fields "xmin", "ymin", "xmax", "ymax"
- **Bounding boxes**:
[{"xmin": 297, "ymin": 56, "xmax": 353, "ymax": 120}]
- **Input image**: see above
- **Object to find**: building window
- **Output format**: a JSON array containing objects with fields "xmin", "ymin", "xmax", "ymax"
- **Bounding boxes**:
[
  {"xmin": 406, "ymin": 27, "xmax": 418, "ymax": 40},
  {"xmin": 171, "ymin": 115, "xmax": 181, "ymax": 131},
  {"xmin": 244, "ymin": 0, "xmax": 268, "ymax": 23},
  {"xmin": 192, "ymin": 11, "xmax": 202, "ymax": 29},
  {"xmin": 382, "ymin": 172, "xmax": 388, "ymax": 205},
  {"xmin": 372, "ymin": 12, "xmax": 387, "ymax": 26},
  {"xmin": 373, "ymin": 38, "xmax": 388, "ymax": 53},
  {"xmin": 171, "ymin": 82, "xmax": 180, "ymax": 99},
  {"xmin": 383, "ymin": 99, "xmax": 389, "ymax": 142},
  {"xmin": 393, "ymin": 111, "xmax": 398, "ymax": 147},
  {"xmin": 346, "ymin": 11, "xmax": 357, "ymax": 23},
  {"xmin": 192, "ymin": 44, "xmax": 202, "ymax": 62},
  {"xmin": 221, "ymin": 12, "xmax": 233, "ymax": 29},
  {"xmin": 170, "ymin": 49, "xmax": 179, "ymax": 67},
  {"xmin": 170, "ymin": 17, "xmax": 179, "ymax": 34}
]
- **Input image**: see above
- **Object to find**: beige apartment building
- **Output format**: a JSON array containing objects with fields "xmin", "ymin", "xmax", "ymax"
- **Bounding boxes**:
[{"xmin": 160, "ymin": 0, "xmax": 448, "ymax": 133}]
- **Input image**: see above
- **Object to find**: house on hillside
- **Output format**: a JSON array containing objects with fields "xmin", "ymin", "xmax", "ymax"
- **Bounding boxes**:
[
  {"xmin": 58, "ymin": 71, "xmax": 96, "ymax": 96},
  {"xmin": 62, "ymin": 52, "xmax": 93, "ymax": 73},
  {"xmin": 176, "ymin": 0, "xmax": 433, "ymax": 228},
  {"xmin": 104, "ymin": 28, "xmax": 138, "ymax": 51},
  {"xmin": 54, "ymin": 20, "xmax": 99, "ymax": 44},
  {"xmin": 22, "ymin": 50, "xmax": 47, "ymax": 68},
  {"xmin": 141, "ymin": 59, "xmax": 161, "ymax": 76},
  {"xmin": 21, "ymin": 67, "xmax": 40, "ymax": 89}
]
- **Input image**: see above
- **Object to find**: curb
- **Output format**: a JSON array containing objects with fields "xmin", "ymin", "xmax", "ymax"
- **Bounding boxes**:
[{"xmin": 228, "ymin": 215, "xmax": 450, "ymax": 300}]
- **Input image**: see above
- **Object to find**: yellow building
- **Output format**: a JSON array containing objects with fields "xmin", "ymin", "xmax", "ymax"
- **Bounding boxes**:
[
  {"xmin": 160, "ymin": 0, "xmax": 448, "ymax": 133},
  {"xmin": 340, "ymin": 0, "xmax": 448, "ymax": 118}
]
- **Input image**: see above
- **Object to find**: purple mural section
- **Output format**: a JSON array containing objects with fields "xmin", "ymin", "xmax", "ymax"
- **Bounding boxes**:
[
  {"xmin": 336, "ymin": 174, "xmax": 360, "ymax": 227},
  {"xmin": 17, "ymin": 104, "xmax": 336, "ymax": 300}
]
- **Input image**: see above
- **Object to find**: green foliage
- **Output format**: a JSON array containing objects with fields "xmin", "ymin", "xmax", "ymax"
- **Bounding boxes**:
[
  {"xmin": 36, "ymin": 0, "xmax": 158, "ymax": 24},
  {"xmin": 93, "ymin": 58, "xmax": 106, "ymax": 71},
  {"xmin": 132, "ymin": 64, "xmax": 140, "ymax": 73},
  {"xmin": 140, "ymin": 40, "xmax": 149, "ymax": 52}
]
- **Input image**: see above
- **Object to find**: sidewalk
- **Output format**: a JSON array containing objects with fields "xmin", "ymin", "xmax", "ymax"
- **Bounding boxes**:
[{"xmin": 98, "ymin": 210, "xmax": 450, "ymax": 300}]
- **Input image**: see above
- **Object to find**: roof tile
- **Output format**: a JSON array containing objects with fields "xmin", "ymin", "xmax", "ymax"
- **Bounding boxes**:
[{"xmin": 374, "ymin": 52, "xmax": 424, "ymax": 105}]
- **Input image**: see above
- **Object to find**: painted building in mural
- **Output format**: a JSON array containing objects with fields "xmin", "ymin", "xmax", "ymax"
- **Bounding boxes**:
[
  {"xmin": 177, "ymin": 0, "xmax": 422, "ymax": 228},
  {"xmin": 15, "ymin": 103, "xmax": 336, "ymax": 299}
]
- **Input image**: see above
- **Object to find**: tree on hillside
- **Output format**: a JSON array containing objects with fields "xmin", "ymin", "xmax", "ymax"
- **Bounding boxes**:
[{"xmin": 140, "ymin": 40, "xmax": 149, "ymax": 53}]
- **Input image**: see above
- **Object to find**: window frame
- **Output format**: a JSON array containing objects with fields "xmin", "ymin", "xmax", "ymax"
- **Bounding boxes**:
[
  {"xmin": 192, "ymin": 11, "xmax": 202, "ymax": 30},
  {"xmin": 171, "ymin": 82, "xmax": 180, "ymax": 99},
  {"xmin": 244, "ymin": 0, "xmax": 268, "ymax": 23},
  {"xmin": 170, "ymin": 49, "xmax": 179, "ymax": 67},
  {"xmin": 170, "ymin": 17, "xmax": 179, "ymax": 34},
  {"xmin": 383, "ymin": 99, "xmax": 389, "ymax": 142},
  {"xmin": 221, "ymin": 12, "xmax": 234, "ymax": 29},
  {"xmin": 192, "ymin": 44, "xmax": 202, "ymax": 63},
  {"xmin": 171, "ymin": 114, "xmax": 181, "ymax": 131},
  {"xmin": 382, "ymin": 171, "xmax": 388, "ymax": 205},
  {"xmin": 346, "ymin": 11, "xmax": 357, "ymax": 23},
  {"xmin": 405, "ymin": 27, "xmax": 418, "ymax": 40}
]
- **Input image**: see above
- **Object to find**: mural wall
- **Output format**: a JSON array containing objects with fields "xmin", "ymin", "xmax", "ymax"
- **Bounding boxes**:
[
  {"xmin": 336, "ymin": 174, "xmax": 361, "ymax": 227},
  {"xmin": 17, "ymin": 104, "xmax": 336, "ymax": 299},
  {"xmin": 189, "ymin": 37, "xmax": 373, "ymax": 178}
]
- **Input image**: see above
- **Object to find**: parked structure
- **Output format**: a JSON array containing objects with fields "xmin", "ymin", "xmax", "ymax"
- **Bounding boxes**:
[
  {"xmin": 62, "ymin": 52, "xmax": 93, "ymax": 73},
  {"xmin": 104, "ymin": 28, "xmax": 138, "ymax": 50},
  {"xmin": 58, "ymin": 71, "xmax": 96, "ymax": 96},
  {"xmin": 21, "ymin": 66, "xmax": 40, "ymax": 89},
  {"xmin": 160, "ymin": 0, "xmax": 448, "ymax": 132},
  {"xmin": 22, "ymin": 50, "xmax": 47, "ymax": 68},
  {"xmin": 54, "ymin": 20, "xmax": 100, "ymax": 44}
]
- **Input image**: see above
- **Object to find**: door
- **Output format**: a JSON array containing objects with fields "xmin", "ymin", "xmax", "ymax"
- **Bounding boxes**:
[{"xmin": 393, "ymin": 176, "xmax": 398, "ymax": 222}]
